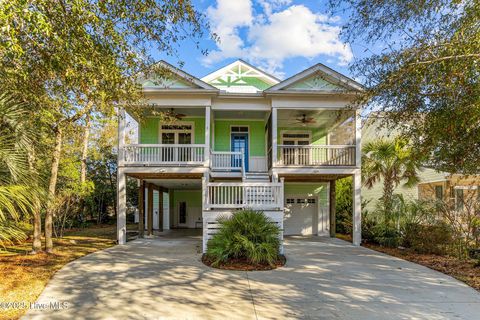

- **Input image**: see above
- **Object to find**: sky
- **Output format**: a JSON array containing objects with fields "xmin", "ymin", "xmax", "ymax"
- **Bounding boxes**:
[{"xmin": 154, "ymin": 0, "xmax": 369, "ymax": 81}]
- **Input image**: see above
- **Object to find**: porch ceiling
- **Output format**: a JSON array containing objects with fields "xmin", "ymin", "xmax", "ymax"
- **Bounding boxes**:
[
  {"xmin": 277, "ymin": 109, "xmax": 353, "ymax": 128},
  {"xmin": 214, "ymin": 110, "xmax": 267, "ymax": 120},
  {"xmin": 143, "ymin": 178, "xmax": 201, "ymax": 190}
]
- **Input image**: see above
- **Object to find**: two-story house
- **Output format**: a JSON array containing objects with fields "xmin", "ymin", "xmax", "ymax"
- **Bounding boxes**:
[{"xmin": 116, "ymin": 60, "xmax": 363, "ymax": 252}]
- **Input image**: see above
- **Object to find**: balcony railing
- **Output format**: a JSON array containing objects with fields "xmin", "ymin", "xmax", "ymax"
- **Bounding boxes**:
[
  {"xmin": 123, "ymin": 144, "xmax": 205, "ymax": 165},
  {"xmin": 210, "ymin": 151, "xmax": 244, "ymax": 171},
  {"xmin": 277, "ymin": 145, "xmax": 356, "ymax": 167},
  {"xmin": 204, "ymin": 181, "xmax": 284, "ymax": 210}
]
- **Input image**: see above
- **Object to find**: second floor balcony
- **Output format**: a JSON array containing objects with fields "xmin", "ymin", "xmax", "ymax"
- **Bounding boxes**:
[{"xmin": 119, "ymin": 107, "xmax": 359, "ymax": 170}]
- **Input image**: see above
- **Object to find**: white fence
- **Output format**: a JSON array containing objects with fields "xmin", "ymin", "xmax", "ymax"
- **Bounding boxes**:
[
  {"xmin": 277, "ymin": 145, "xmax": 356, "ymax": 166},
  {"xmin": 204, "ymin": 181, "xmax": 284, "ymax": 210},
  {"xmin": 123, "ymin": 144, "xmax": 205, "ymax": 165}
]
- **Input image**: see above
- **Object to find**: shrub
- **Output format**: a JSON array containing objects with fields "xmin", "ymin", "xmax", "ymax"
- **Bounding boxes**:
[
  {"xmin": 206, "ymin": 210, "xmax": 281, "ymax": 267},
  {"xmin": 403, "ymin": 222, "xmax": 452, "ymax": 255},
  {"xmin": 371, "ymin": 224, "xmax": 401, "ymax": 248}
]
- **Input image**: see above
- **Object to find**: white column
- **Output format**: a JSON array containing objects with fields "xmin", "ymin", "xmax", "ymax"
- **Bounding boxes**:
[
  {"xmin": 355, "ymin": 109, "xmax": 361, "ymax": 168},
  {"xmin": 352, "ymin": 169, "xmax": 361, "ymax": 246},
  {"xmin": 118, "ymin": 107, "xmax": 126, "ymax": 166},
  {"xmin": 204, "ymin": 106, "xmax": 211, "ymax": 167},
  {"xmin": 271, "ymin": 108, "xmax": 278, "ymax": 167},
  {"xmin": 117, "ymin": 167, "xmax": 127, "ymax": 244}
]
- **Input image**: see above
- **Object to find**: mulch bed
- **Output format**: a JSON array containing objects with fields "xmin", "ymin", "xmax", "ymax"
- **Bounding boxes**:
[
  {"xmin": 363, "ymin": 243, "xmax": 480, "ymax": 292},
  {"xmin": 202, "ymin": 255, "xmax": 286, "ymax": 271}
]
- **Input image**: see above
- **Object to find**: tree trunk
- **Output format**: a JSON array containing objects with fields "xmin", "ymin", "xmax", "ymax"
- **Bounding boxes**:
[
  {"xmin": 382, "ymin": 175, "xmax": 395, "ymax": 224},
  {"xmin": 80, "ymin": 113, "xmax": 91, "ymax": 184},
  {"xmin": 28, "ymin": 148, "xmax": 42, "ymax": 253},
  {"xmin": 45, "ymin": 127, "xmax": 63, "ymax": 253}
]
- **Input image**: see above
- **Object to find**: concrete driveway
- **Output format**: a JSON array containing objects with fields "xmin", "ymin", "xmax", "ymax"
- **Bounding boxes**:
[{"xmin": 24, "ymin": 233, "xmax": 480, "ymax": 320}]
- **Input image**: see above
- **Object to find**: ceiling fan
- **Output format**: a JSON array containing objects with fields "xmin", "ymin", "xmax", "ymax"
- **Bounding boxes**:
[
  {"xmin": 161, "ymin": 108, "xmax": 186, "ymax": 122},
  {"xmin": 295, "ymin": 114, "xmax": 316, "ymax": 126}
]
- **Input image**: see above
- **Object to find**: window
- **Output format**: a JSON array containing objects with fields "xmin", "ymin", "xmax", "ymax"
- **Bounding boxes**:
[
  {"xmin": 231, "ymin": 126, "xmax": 248, "ymax": 133},
  {"xmin": 307, "ymin": 198, "xmax": 316, "ymax": 204},
  {"xmin": 286, "ymin": 198, "xmax": 295, "ymax": 204},
  {"xmin": 159, "ymin": 122, "xmax": 193, "ymax": 144},
  {"xmin": 297, "ymin": 199, "xmax": 306, "ymax": 204},
  {"xmin": 435, "ymin": 186, "xmax": 443, "ymax": 200}
]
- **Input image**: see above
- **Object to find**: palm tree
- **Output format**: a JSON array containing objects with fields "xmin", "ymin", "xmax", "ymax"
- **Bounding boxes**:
[
  {"xmin": 362, "ymin": 138, "xmax": 420, "ymax": 223},
  {"xmin": 0, "ymin": 93, "xmax": 39, "ymax": 246}
]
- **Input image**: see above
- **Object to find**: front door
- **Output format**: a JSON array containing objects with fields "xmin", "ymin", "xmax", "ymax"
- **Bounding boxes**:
[{"xmin": 231, "ymin": 133, "xmax": 249, "ymax": 172}]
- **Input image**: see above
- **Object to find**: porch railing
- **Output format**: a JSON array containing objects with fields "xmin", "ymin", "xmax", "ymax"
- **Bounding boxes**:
[
  {"xmin": 276, "ymin": 145, "xmax": 356, "ymax": 166},
  {"xmin": 204, "ymin": 181, "xmax": 283, "ymax": 210},
  {"xmin": 123, "ymin": 144, "xmax": 205, "ymax": 165},
  {"xmin": 210, "ymin": 150, "xmax": 246, "ymax": 178}
]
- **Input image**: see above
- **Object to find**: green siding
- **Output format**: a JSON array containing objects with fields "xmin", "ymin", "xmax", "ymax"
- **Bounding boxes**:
[
  {"xmin": 214, "ymin": 120, "xmax": 266, "ymax": 156},
  {"xmin": 284, "ymin": 183, "xmax": 329, "ymax": 206},
  {"xmin": 277, "ymin": 127, "xmax": 327, "ymax": 145},
  {"xmin": 172, "ymin": 190, "xmax": 202, "ymax": 207},
  {"xmin": 139, "ymin": 117, "xmax": 205, "ymax": 144}
]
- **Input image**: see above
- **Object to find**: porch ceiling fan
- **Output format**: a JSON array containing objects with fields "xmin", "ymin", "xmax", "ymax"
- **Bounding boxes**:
[
  {"xmin": 162, "ymin": 108, "xmax": 186, "ymax": 121},
  {"xmin": 295, "ymin": 114, "xmax": 316, "ymax": 126}
]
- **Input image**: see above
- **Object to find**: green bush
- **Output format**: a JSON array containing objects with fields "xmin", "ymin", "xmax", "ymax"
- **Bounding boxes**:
[
  {"xmin": 403, "ymin": 222, "xmax": 452, "ymax": 255},
  {"xmin": 371, "ymin": 224, "xmax": 402, "ymax": 248},
  {"xmin": 206, "ymin": 210, "xmax": 281, "ymax": 267}
]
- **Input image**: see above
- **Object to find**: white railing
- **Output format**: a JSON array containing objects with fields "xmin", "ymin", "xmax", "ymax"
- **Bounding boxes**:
[
  {"xmin": 210, "ymin": 150, "xmax": 246, "ymax": 179},
  {"xmin": 277, "ymin": 145, "xmax": 356, "ymax": 166},
  {"xmin": 123, "ymin": 144, "xmax": 205, "ymax": 165},
  {"xmin": 204, "ymin": 181, "xmax": 283, "ymax": 210}
]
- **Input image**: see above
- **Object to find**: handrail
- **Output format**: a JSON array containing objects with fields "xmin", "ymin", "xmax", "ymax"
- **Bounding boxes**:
[
  {"xmin": 127, "ymin": 143, "xmax": 206, "ymax": 147},
  {"xmin": 277, "ymin": 144, "xmax": 355, "ymax": 148}
]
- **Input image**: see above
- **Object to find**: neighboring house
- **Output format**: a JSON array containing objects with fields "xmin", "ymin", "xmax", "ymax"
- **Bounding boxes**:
[
  {"xmin": 116, "ymin": 59, "xmax": 363, "ymax": 252},
  {"xmin": 362, "ymin": 116, "xmax": 480, "ymax": 212}
]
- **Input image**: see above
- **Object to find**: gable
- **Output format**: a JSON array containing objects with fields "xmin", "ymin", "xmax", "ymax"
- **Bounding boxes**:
[
  {"xmin": 202, "ymin": 60, "xmax": 279, "ymax": 93},
  {"xmin": 141, "ymin": 75, "xmax": 199, "ymax": 89},
  {"xmin": 284, "ymin": 73, "xmax": 346, "ymax": 92},
  {"xmin": 140, "ymin": 60, "xmax": 217, "ymax": 91}
]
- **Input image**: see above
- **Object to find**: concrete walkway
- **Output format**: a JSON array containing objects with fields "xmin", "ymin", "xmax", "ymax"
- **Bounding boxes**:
[{"xmin": 24, "ymin": 233, "xmax": 480, "ymax": 320}]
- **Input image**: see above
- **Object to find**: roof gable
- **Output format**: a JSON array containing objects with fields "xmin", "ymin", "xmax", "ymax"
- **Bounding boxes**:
[
  {"xmin": 140, "ymin": 61, "xmax": 217, "ymax": 91},
  {"xmin": 202, "ymin": 60, "xmax": 279, "ymax": 93},
  {"xmin": 266, "ymin": 63, "xmax": 364, "ymax": 93}
]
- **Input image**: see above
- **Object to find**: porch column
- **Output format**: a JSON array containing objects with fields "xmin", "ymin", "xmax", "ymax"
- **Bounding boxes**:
[
  {"xmin": 118, "ymin": 107, "xmax": 126, "ymax": 166},
  {"xmin": 271, "ymin": 108, "xmax": 278, "ymax": 167},
  {"xmin": 355, "ymin": 109, "xmax": 361, "ymax": 167},
  {"xmin": 147, "ymin": 183, "xmax": 153, "ymax": 236},
  {"xmin": 117, "ymin": 167, "xmax": 127, "ymax": 244},
  {"xmin": 352, "ymin": 169, "xmax": 362, "ymax": 245},
  {"xmin": 205, "ymin": 106, "xmax": 211, "ymax": 167},
  {"xmin": 158, "ymin": 190, "xmax": 164, "ymax": 231},
  {"xmin": 138, "ymin": 180, "xmax": 145, "ymax": 238},
  {"xmin": 329, "ymin": 180, "xmax": 336, "ymax": 238}
]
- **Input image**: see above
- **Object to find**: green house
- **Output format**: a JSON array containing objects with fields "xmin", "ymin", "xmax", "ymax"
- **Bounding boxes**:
[{"xmin": 116, "ymin": 60, "xmax": 364, "ymax": 252}]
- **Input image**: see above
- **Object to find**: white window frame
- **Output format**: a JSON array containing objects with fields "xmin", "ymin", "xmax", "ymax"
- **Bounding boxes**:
[{"xmin": 158, "ymin": 121, "xmax": 195, "ymax": 144}]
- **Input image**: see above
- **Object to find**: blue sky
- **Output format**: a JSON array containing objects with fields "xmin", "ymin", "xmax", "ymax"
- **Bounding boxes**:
[{"xmin": 154, "ymin": 0, "xmax": 369, "ymax": 81}]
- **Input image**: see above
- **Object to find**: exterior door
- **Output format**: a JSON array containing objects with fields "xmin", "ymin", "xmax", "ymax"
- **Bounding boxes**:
[
  {"xmin": 160, "ymin": 123, "xmax": 193, "ymax": 162},
  {"xmin": 231, "ymin": 133, "xmax": 249, "ymax": 171},
  {"xmin": 178, "ymin": 201, "xmax": 187, "ymax": 227}
]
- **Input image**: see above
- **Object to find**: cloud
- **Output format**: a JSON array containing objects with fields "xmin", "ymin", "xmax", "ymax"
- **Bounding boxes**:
[{"xmin": 203, "ymin": 0, "xmax": 353, "ymax": 77}]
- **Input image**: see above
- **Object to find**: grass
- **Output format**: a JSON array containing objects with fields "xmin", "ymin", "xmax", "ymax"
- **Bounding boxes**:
[
  {"xmin": 336, "ymin": 233, "xmax": 480, "ymax": 292},
  {"xmin": 0, "ymin": 224, "xmax": 118, "ymax": 320}
]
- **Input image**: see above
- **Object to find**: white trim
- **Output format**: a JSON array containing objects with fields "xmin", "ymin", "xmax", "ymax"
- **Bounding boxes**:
[
  {"xmin": 158, "ymin": 121, "xmax": 195, "ymax": 144},
  {"xmin": 201, "ymin": 60, "xmax": 280, "ymax": 86}
]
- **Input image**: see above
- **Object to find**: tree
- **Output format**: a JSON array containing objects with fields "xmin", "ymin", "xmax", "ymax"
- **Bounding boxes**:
[
  {"xmin": 362, "ymin": 138, "xmax": 420, "ymax": 220},
  {"xmin": 0, "ymin": 94, "xmax": 41, "ymax": 247},
  {"xmin": 331, "ymin": 0, "xmax": 480, "ymax": 173},
  {"xmin": 0, "ymin": 0, "xmax": 209, "ymax": 252}
]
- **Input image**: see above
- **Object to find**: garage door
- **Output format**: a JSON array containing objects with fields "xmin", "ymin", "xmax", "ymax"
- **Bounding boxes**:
[{"xmin": 284, "ymin": 196, "xmax": 317, "ymax": 236}]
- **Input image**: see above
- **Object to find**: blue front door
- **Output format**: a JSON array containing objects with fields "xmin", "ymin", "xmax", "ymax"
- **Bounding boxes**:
[{"xmin": 231, "ymin": 133, "xmax": 249, "ymax": 171}]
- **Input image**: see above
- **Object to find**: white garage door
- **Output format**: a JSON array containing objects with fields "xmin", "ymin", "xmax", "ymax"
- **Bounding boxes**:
[{"xmin": 284, "ymin": 196, "xmax": 317, "ymax": 236}]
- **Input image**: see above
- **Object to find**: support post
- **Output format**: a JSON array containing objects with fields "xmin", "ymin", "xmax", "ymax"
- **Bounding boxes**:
[
  {"xmin": 138, "ymin": 180, "xmax": 145, "ymax": 238},
  {"xmin": 355, "ymin": 109, "xmax": 362, "ymax": 168},
  {"xmin": 158, "ymin": 191, "xmax": 164, "ymax": 231},
  {"xmin": 117, "ymin": 167, "xmax": 127, "ymax": 244},
  {"xmin": 353, "ymin": 170, "xmax": 362, "ymax": 245},
  {"xmin": 205, "ymin": 106, "xmax": 211, "ymax": 167},
  {"xmin": 329, "ymin": 180, "xmax": 336, "ymax": 238},
  {"xmin": 118, "ymin": 107, "xmax": 126, "ymax": 166},
  {"xmin": 271, "ymin": 108, "xmax": 278, "ymax": 167},
  {"xmin": 147, "ymin": 183, "xmax": 153, "ymax": 236}
]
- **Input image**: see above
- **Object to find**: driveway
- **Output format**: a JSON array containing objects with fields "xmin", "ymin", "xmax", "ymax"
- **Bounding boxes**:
[{"xmin": 24, "ymin": 234, "xmax": 480, "ymax": 320}]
